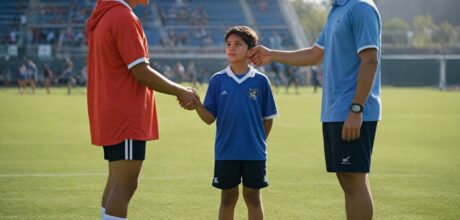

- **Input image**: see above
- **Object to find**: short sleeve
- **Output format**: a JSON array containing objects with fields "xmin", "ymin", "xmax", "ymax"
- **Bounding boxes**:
[
  {"xmin": 315, "ymin": 27, "xmax": 326, "ymax": 50},
  {"xmin": 115, "ymin": 16, "xmax": 149, "ymax": 69},
  {"xmin": 203, "ymin": 76, "xmax": 217, "ymax": 117},
  {"xmin": 262, "ymin": 77, "xmax": 278, "ymax": 119},
  {"xmin": 349, "ymin": 3, "xmax": 381, "ymax": 53}
]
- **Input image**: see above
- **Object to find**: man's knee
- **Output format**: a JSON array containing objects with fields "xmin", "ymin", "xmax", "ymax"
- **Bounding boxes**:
[{"xmin": 337, "ymin": 173, "xmax": 367, "ymax": 194}]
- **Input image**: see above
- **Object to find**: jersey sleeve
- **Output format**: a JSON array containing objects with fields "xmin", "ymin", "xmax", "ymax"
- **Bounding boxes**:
[
  {"xmin": 349, "ymin": 3, "xmax": 381, "ymax": 54},
  {"xmin": 203, "ymin": 76, "xmax": 217, "ymax": 117},
  {"xmin": 115, "ymin": 15, "xmax": 149, "ymax": 69},
  {"xmin": 262, "ymin": 77, "xmax": 278, "ymax": 119}
]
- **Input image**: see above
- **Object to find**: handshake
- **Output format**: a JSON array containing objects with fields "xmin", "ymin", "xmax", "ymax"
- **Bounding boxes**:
[{"xmin": 176, "ymin": 87, "xmax": 201, "ymax": 110}]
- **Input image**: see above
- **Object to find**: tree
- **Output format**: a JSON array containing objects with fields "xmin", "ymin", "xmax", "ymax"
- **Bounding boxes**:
[
  {"xmin": 438, "ymin": 22, "xmax": 457, "ymax": 46},
  {"xmin": 291, "ymin": 0, "xmax": 328, "ymax": 44},
  {"xmin": 383, "ymin": 18, "xmax": 411, "ymax": 46},
  {"xmin": 383, "ymin": 18, "xmax": 410, "ymax": 31},
  {"xmin": 412, "ymin": 15, "xmax": 436, "ymax": 47}
]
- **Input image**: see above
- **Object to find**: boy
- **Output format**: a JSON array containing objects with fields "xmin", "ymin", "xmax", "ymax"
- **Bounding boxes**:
[{"xmin": 194, "ymin": 26, "xmax": 278, "ymax": 220}]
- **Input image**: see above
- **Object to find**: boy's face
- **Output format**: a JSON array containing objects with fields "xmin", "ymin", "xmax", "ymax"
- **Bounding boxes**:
[{"xmin": 226, "ymin": 34, "xmax": 249, "ymax": 63}]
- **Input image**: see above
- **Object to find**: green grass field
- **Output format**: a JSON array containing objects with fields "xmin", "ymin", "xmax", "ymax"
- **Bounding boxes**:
[{"xmin": 0, "ymin": 86, "xmax": 459, "ymax": 219}]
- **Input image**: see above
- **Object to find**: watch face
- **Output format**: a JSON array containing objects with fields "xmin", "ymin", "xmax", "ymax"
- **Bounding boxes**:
[{"xmin": 351, "ymin": 104, "xmax": 361, "ymax": 112}]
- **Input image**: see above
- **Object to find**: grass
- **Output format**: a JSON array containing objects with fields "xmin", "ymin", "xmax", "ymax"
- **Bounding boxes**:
[{"xmin": 0, "ymin": 86, "xmax": 459, "ymax": 219}]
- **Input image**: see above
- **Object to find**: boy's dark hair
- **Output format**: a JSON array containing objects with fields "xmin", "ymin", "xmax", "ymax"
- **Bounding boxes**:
[{"xmin": 225, "ymin": 26, "xmax": 259, "ymax": 49}]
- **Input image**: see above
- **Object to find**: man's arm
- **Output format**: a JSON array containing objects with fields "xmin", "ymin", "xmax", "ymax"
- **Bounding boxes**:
[
  {"xmin": 263, "ymin": 119, "xmax": 273, "ymax": 139},
  {"xmin": 248, "ymin": 45, "xmax": 324, "ymax": 67},
  {"xmin": 342, "ymin": 48, "xmax": 379, "ymax": 141},
  {"xmin": 130, "ymin": 62, "xmax": 196, "ymax": 108}
]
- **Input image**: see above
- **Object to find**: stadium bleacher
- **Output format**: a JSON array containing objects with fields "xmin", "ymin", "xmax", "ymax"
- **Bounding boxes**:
[{"xmin": 0, "ymin": 0, "xmax": 301, "ymax": 85}]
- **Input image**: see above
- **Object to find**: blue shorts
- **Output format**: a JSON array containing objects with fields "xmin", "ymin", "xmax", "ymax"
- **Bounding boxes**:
[
  {"xmin": 322, "ymin": 122, "xmax": 377, "ymax": 173},
  {"xmin": 103, "ymin": 139, "xmax": 146, "ymax": 161},
  {"xmin": 212, "ymin": 160, "xmax": 268, "ymax": 190}
]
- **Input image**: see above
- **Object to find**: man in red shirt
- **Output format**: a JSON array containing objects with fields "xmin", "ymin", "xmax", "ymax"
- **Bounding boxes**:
[{"xmin": 86, "ymin": 1, "xmax": 197, "ymax": 219}]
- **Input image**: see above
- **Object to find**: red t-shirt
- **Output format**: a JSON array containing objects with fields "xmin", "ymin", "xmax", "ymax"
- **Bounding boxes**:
[{"xmin": 86, "ymin": 0, "xmax": 159, "ymax": 146}]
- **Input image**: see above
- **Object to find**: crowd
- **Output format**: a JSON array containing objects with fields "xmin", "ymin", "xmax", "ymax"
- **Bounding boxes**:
[{"xmin": 1, "ymin": 58, "xmax": 321, "ymax": 95}]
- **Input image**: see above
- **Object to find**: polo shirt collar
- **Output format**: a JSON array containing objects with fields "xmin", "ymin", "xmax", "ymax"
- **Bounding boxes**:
[
  {"xmin": 333, "ymin": 0, "xmax": 349, "ymax": 6},
  {"xmin": 110, "ymin": 0, "xmax": 132, "ymax": 11},
  {"xmin": 225, "ymin": 65, "xmax": 256, "ymax": 84}
]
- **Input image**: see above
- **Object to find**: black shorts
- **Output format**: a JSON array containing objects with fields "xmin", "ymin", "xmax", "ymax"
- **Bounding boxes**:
[
  {"xmin": 323, "ymin": 121, "xmax": 377, "ymax": 173},
  {"xmin": 103, "ymin": 139, "xmax": 146, "ymax": 162},
  {"xmin": 212, "ymin": 160, "xmax": 268, "ymax": 190}
]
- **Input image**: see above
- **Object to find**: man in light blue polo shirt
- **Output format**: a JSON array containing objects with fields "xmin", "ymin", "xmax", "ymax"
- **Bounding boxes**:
[{"xmin": 249, "ymin": 0, "xmax": 381, "ymax": 219}]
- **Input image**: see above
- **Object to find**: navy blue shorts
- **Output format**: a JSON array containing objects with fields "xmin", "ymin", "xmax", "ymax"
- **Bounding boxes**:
[
  {"xmin": 103, "ymin": 139, "xmax": 146, "ymax": 162},
  {"xmin": 323, "ymin": 122, "xmax": 377, "ymax": 173},
  {"xmin": 212, "ymin": 160, "xmax": 268, "ymax": 190}
]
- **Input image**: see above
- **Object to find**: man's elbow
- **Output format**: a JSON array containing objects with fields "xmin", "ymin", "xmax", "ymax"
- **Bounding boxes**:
[{"xmin": 131, "ymin": 63, "xmax": 150, "ymax": 85}]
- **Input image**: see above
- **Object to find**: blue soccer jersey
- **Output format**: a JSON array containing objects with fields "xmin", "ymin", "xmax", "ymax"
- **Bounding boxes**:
[{"xmin": 204, "ymin": 66, "xmax": 278, "ymax": 160}]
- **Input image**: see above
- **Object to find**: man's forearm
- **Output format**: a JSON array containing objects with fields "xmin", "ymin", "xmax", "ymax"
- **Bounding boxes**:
[
  {"xmin": 271, "ymin": 47, "xmax": 323, "ymax": 67},
  {"xmin": 352, "ymin": 55, "xmax": 378, "ymax": 105},
  {"xmin": 133, "ymin": 64, "xmax": 184, "ymax": 96}
]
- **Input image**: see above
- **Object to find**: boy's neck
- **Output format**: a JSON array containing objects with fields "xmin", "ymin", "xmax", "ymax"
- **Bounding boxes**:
[{"xmin": 230, "ymin": 62, "xmax": 250, "ymax": 75}]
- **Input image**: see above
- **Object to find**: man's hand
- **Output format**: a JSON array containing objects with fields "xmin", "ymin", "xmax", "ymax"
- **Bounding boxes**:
[
  {"xmin": 248, "ymin": 45, "xmax": 273, "ymax": 66},
  {"xmin": 190, "ymin": 88, "xmax": 200, "ymax": 102},
  {"xmin": 177, "ymin": 87, "xmax": 198, "ymax": 110},
  {"xmin": 341, "ymin": 112, "xmax": 362, "ymax": 141}
]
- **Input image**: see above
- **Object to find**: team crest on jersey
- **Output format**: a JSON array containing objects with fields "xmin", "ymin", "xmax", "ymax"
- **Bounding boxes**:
[{"xmin": 248, "ymin": 88, "xmax": 258, "ymax": 100}]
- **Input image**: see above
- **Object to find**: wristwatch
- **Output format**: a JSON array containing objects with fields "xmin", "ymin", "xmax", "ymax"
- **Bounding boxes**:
[{"xmin": 350, "ymin": 103, "xmax": 363, "ymax": 113}]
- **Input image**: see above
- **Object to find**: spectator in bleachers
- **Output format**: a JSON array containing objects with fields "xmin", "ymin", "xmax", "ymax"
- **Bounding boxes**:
[
  {"xmin": 57, "ymin": 29, "xmax": 66, "ymax": 48},
  {"xmin": 9, "ymin": 29, "xmax": 17, "ymax": 44},
  {"xmin": 269, "ymin": 32, "xmax": 282, "ymax": 49},
  {"xmin": 74, "ymin": 29, "xmax": 85, "ymax": 46},
  {"xmin": 46, "ymin": 30, "xmax": 56, "ymax": 44},
  {"xmin": 259, "ymin": 0, "xmax": 268, "ymax": 12},
  {"xmin": 43, "ymin": 63, "xmax": 53, "ymax": 94},
  {"xmin": 65, "ymin": 27, "xmax": 74, "ymax": 44}
]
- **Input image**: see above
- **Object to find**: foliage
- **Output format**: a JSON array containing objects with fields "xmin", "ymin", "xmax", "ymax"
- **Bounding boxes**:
[{"xmin": 291, "ymin": 0, "xmax": 328, "ymax": 43}]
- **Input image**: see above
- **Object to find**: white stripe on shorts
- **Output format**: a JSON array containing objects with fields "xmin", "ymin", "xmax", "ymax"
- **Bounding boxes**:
[
  {"xmin": 129, "ymin": 139, "xmax": 133, "ymax": 160},
  {"xmin": 125, "ymin": 140, "xmax": 129, "ymax": 160}
]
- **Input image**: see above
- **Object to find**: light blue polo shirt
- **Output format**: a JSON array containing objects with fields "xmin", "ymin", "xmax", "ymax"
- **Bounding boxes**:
[
  {"xmin": 315, "ymin": 0, "xmax": 382, "ymax": 122},
  {"xmin": 204, "ymin": 66, "xmax": 278, "ymax": 160}
]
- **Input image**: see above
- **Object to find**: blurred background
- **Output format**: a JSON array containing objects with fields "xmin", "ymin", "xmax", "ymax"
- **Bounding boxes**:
[{"xmin": 0, "ymin": 0, "xmax": 459, "ymax": 91}]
